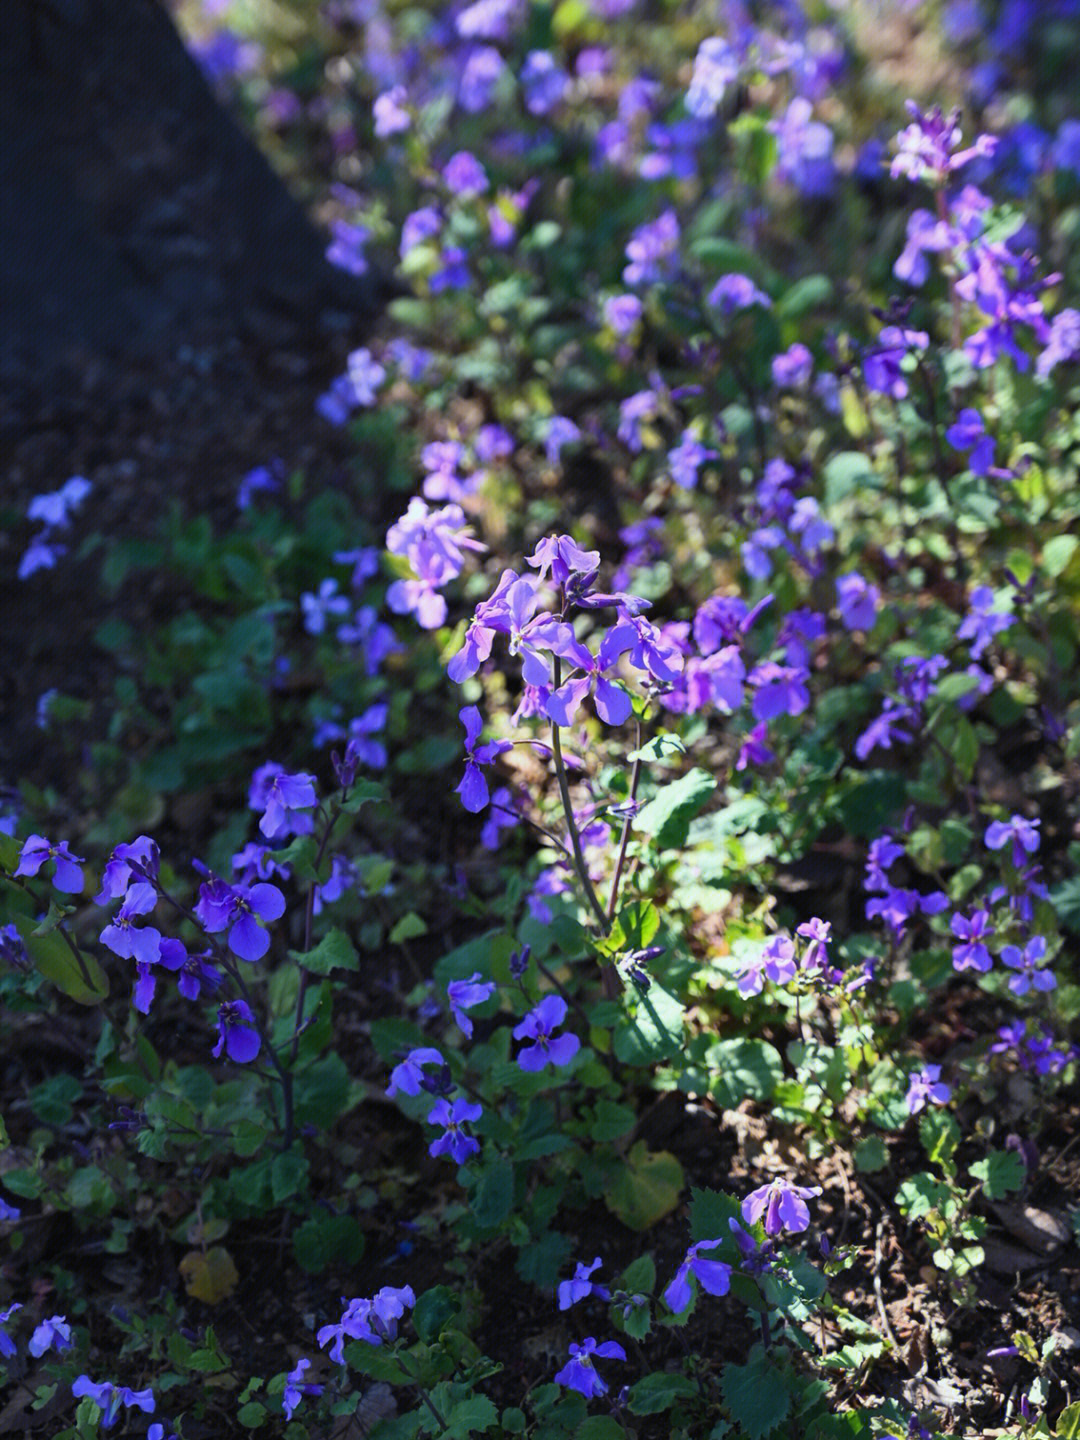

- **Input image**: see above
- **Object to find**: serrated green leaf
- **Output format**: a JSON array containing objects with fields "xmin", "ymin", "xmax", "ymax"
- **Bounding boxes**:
[
  {"xmin": 721, "ymin": 1350, "xmax": 792, "ymax": 1439},
  {"xmin": 627, "ymin": 1372, "xmax": 697, "ymax": 1415},
  {"xmin": 293, "ymin": 1213, "xmax": 364, "ymax": 1275},
  {"xmin": 471, "ymin": 1157, "xmax": 514, "ymax": 1230},
  {"xmin": 969, "ymin": 1149, "xmax": 1025, "ymax": 1200},
  {"xmin": 292, "ymin": 928, "xmax": 358, "ymax": 975},
  {"xmin": 853, "ymin": 1135, "xmax": 889, "ymax": 1174}
]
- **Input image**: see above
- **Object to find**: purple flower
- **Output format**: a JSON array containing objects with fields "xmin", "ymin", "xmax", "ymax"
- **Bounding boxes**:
[
  {"xmin": 735, "ymin": 934, "xmax": 796, "ymax": 997},
  {"xmin": 623, "ymin": 210, "xmax": 680, "ymax": 287},
  {"xmin": 446, "ymin": 972, "xmax": 496, "ymax": 1036},
  {"xmin": 603, "ymin": 293, "xmax": 642, "ymax": 337},
  {"xmin": 456, "ymin": 0, "xmax": 523, "ymax": 40},
  {"xmin": 513, "ymin": 994, "xmax": 580, "ymax": 1071},
  {"xmin": 685, "ymin": 35, "xmax": 739, "ymax": 118},
  {"xmin": 735, "ymin": 721, "xmax": 775, "ymax": 770},
  {"xmin": 553, "ymin": 1337, "xmax": 627, "ymax": 1398},
  {"xmin": 891, "ymin": 101, "xmax": 997, "ymax": 186},
  {"xmin": 282, "ymin": 1358, "xmax": 323, "ymax": 1421},
  {"xmin": 558, "ymin": 1257, "xmax": 611, "ymax": 1310},
  {"xmin": 865, "ymin": 833, "xmax": 905, "ymax": 892},
  {"xmin": 301, "ymin": 578, "xmax": 350, "ymax": 635},
  {"xmin": 520, "ymin": 50, "xmax": 568, "ymax": 114},
  {"xmin": 13, "ymin": 834, "xmax": 85, "ymax": 893},
  {"xmin": 195, "ymin": 877, "xmax": 286, "ymax": 962},
  {"xmin": 957, "ymin": 586, "xmax": 1014, "ymax": 658},
  {"xmin": 400, "ymin": 206, "xmax": 442, "ymax": 258},
  {"xmin": 905, "ymin": 1065, "xmax": 952, "ymax": 1115},
  {"xmin": 950, "ymin": 909, "xmax": 994, "ymax": 972},
  {"xmin": 459, "ymin": 46, "xmax": 506, "ymax": 112},
  {"xmin": 772, "ymin": 342, "xmax": 814, "ymax": 388},
  {"xmin": 748, "ymin": 662, "xmax": 810, "ymax": 720},
  {"xmin": 346, "ymin": 348, "xmax": 387, "ymax": 406},
  {"xmin": 526, "ymin": 534, "xmax": 601, "ymax": 589},
  {"xmin": 28, "ymin": 1315, "xmax": 73, "ymax": 1357},
  {"xmin": 663, "ymin": 1239, "xmax": 733, "ymax": 1314},
  {"xmin": 27, "ymin": 475, "xmax": 92, "ymax": 527},
  {"xmin": 835, "ymin": 573, "xmax": 880, "ymax": 632},
  {"xmin": 945, "ymin": 408, "xmax": 996, "ymax": 476},
  {"xmin": 318, "ymin": 1287, "xmax": 416, "ymax": 1363},
  {"xmin": 769, "ymin": 97, "xmax": 835, "ymax": 196},
  {"xmin": 456, "ymin": 706, "xmax": 512, "ymax": 813},
  {"xmin": 158, "ymin": 940, "xmax": 222, "ymax": 1002},
  {"xmin": 386, "ymin": 1048, "xmax": 446, "ymax": 1098},
  {"xmin": 212, "ymin": 1000, "xmax": 261, "ymax": 1064},
  {"xmin": 1036, "ymin": 306, "xmax": 1080, "ymax": 378},
  {"xmin": 0, "ymin": 1196, "xmax": 21, "ymax": 1222},
  {"xmin": 708, "ymin": 273, "xmax": 771, "ymax": 315},
  {"xmin": 0, "ymin": 1302, "xmax": 21, "ymax": 1357},
  {"xmin": 95, "ymin": 835, "xmax": 159, "ymax": 904},
  {"xmin": 326, "ymin": 220, "xmax": 370, "ymax": 276},
  {"xmin": 71, "ymin": 1377, "xmax": 155, "ymax": 1427},
  {"xmin": 250, "ymin": 764, "xmax": 317, "ymax": 840},
  {"xmin": 99, "ymin": 886, "xmax": 162, "ymax": 966},
  {"xmin": 373, "ymin": 86, "xmax": 411, "ymax": 136},
  {"xmin": 443, "ymin": 150, "xmax": 488, "ymax": 196},
  {"xmin": 985, "ymin": 814, "xmax": 1040, "ymax": 867},
  {"xmin": 1001, "ymin": 936, "xmax": 1055, "ymax": 996},
  {"xmin": 863, "ymin": 325, "xmax": 930, "ymax": 398},
  {"xmin": 855, "ymin": 700, "xmax": 915, "ymax": 761},
  {"xmin": 427, "ymin": 1097, "xmax": 482, "ymax": 1164},
  {"xmin": 742, "ymin": 1177, "xmax": 821, "ymax": 1236},
  {"xmin": 668, "ymin": 430, "xmax": 717, "ymax": 490},
  {"xmin": 18, "ymin": 535, "xmax": 66, "ymax": 579}
]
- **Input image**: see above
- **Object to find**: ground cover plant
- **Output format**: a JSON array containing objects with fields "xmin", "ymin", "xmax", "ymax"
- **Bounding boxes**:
[{"xmin": 4, "ymin": 0, "xmax": 1080, "ymax": 1436}]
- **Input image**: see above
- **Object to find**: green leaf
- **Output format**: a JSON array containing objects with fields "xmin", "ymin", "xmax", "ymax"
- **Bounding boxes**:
[
  {"xmin": 413, "ymin": 1287, "xmax": 462, "ymax": 1343},
  {"xmin": 689, "ymin": 1188, "xmax": 742, "ymax": 1248},
  {"xmin": 605, "ymin": 1141, "xmax": 683, "ymax": 1231},
  {"xmin": 389, "ymin": 912, "xmax": 428, "ymax": 943},
  {"xmin": 721, "ymin": 1350, "xmax": 792, "ymax": 1440},
  {"xmin": 1055, "ymin": 1401, "xmax": 1080, "ymax": 1438},
  {"xmin": 270, "ymin": 1150, "xmax": 309, "ymax": 1204},
  {"xmin": 919, "ymin": 1109, "xmax": 960, "ymax": 1172},
  {"xmin": 597, "ymin": 899, "xmax": 660, "ymax": 959},
  {"xmin": 634, "ymin": 769, "xmax": 717, "ymax": 849},
  {"xmin": 621, "ymin": 1253, "xmax": 656, "ymax": 1294},
  {"xmin": 14, "ymin": 916, "xmax": 108, "ymax": 1004},
  {"xmin": 434, "ymin": 1391, "xmax": 499, "ymax": 1439},
  {"xmin": 776, "ymin": 274, "xmax": 832, "ymax": 319},
  {"xmin": 626, "ymin": 1372, "xmax": 697, "ymax": 1415},
  {"xmin": 853, "ymin": 1135, "xmax": 889, "ymax": 1174},
  {"xmin": 969, "ymin": 1150, "xmax": 1026, "ymax": 1200},
  {"xmin": 627, "ymin": 733, "xmax": 687, "ymax": 763},
  {"xmin": 589, "ymin": 1100, "xmax": 636, "ymax": 1142},
  {"xmin": 471, "ymin": 1157, "xmax": 515, "ymax": 1230},
  {"xmin": 612, "ymin": 983, "xmax": 684, "ymax": 1065},
  {"xmin": 1043, "ymin": 535, "xmax": 1078, "ymax": 577},
  {"xmin": 575, "ymin": 1420, "xmax": 628, "ymax": 1439},
  {"xmin": 293, "ymin": 1213, "xmax": 364, "ymax": 1275},
  {"xmin": 515, "ymin": 1230, "xmax": 573, "ymax": 1288},
  {"xmin": 705, "ymin": 1039, "xmax": 783, "ymax": 1109},
  {"xmin": 292, "ymin": 928, "xmax": 358, "ymax": 976}
]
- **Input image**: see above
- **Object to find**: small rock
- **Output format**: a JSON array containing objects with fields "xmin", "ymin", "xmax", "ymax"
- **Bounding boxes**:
[{"xmin": 991, "ymin": 1201, "xmax": 1071, "ymax": 1254}]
